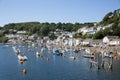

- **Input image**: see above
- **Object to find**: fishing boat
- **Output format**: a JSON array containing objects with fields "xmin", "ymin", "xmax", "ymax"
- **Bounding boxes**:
[
  {"xmin": 70, "ymin": 56, "xmax": 76, "ymax": 60},
  {"xmin": 83, "ymin": 48, "xmax": 94, "ymax": 58},
  {"xmin": 36, "ymin": 52, "xmax": 43, "ymax": 57},
  {"xmin": 18, "ymin": 54, "xmax": 27, "ymax": 61},
  {"xmin": 103, "ymin": 51, "xmax": 113, "ymax": 58},
  {"xmin": 12, "ymin": 46, "xmax": 21, "ymax": 55},
  {"xmin": 53, "ymin": 49, "xmax": 60, "ymax": 56},
  {"xmin": 12, "ymin": 46, "xmax": 17, "ymax": 53}
]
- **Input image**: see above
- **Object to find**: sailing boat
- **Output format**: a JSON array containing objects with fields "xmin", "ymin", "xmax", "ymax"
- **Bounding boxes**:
[{"xmin": 69, "ymin": 36, "xmax": 76, "ymax": 60}]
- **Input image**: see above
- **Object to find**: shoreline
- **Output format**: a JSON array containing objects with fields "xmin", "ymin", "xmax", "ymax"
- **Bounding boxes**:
[
  {"xmin": 0, "ymin": 43, "xmax": 11, "ymax": 45},
  {"xmin": 81, "ymin": 45, "xmax": 120, "ymax": 55}
]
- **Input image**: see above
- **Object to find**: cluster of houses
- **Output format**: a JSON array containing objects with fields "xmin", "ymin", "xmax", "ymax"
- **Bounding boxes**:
[
  {"xmin": 4, "ymin": 22, "xmax": 120, "ymax": 48},
  {"xmin": 5, "ymin": 29, "xmax": 120, "ymax": 48},
  {"xmin": 77, "ymin": 23, "xmax": 113, "ymax": 35},
  {"xmin": 56, "ymin": 35, "xmax": 120, "ymax": 47}
]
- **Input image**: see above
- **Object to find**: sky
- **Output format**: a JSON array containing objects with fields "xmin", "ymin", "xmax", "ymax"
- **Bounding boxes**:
[{"xmin": 0, "ymin": 0, "xmax": 120, "ymax": 26}]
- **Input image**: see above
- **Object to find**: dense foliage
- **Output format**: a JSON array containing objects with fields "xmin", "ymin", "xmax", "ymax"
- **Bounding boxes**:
[
  {"xmin": 93, "ymin": 9, "xmax": 120, "ymax": 39},
  {"xmin": 2, "ymin": 22, "xmax": 94, "ymax": 37},
  {"xmin": 0, "ymin": 32, "xmax": 8, "ymax": 43}
]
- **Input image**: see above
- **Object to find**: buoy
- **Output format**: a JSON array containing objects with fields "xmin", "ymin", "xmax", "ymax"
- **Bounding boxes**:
[
  {"xmin": 46, "ymin": 57, "xmax": 50, "ymax": 61},
  {"xmin": 36, "ymin": 52, "xmax": 44, "ymax": 57},
  {"xmin": 23, "ymin": 68, "xmax": 27, "ymax": 74},
  {"xmin": 40, "ymin": 54, "xmax": 44, "ymax": 57},
  {"xmin": 70, "ymin": 57, "xmax": 76, "ymax": 61}
]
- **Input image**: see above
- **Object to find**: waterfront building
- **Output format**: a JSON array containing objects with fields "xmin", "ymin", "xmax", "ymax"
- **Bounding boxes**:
[{"xmin": 103, "ymin": 36, "xmax": 120, "ymax": 46}]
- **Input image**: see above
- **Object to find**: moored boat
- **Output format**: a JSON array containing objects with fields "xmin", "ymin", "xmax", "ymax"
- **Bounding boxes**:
[
  {"xmin": 18, "ymin": 54, "xmax": 27, "ymax": 61},
  {"xmin": 103, "ymin": 51, "xmax": 113, "ymax": 58},
  {"xmin": 83, "ymin": 48, "xmax": 94, "ymax": 58},
  {"xmin": 36, "ymin": 52, "xmax": 43, "ymax": 57},
  {"xmin": 70, "ymin": 56, "xmax": 76, "ymax": 60}
]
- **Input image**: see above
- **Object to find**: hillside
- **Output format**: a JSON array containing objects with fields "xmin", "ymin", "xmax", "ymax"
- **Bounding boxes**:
[
  {"xmin": 1, "ymin": 22, "xmax": 94, "ymax": 36},
  {"xmin": 0, "ymin": 9, "xmax": 120, "ymax": 42},
  {"xmin": 93, "ymin": 9, "xmax": 120, "ymax": 39}
]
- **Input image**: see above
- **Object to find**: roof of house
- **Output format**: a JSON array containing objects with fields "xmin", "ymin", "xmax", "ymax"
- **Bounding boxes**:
[
  {"xmin": 106, "ymin": 36, "xmax": 119, "ymax": 40},
  {"xmin": 110, "ymin": 39, "xmax": 120, "ymax": 41},
  {"xmin": 82, "ymin": 39, "xmax": 92, "ymax": 42},
  {"xmin": 92, "ymin": 39, "xmax": 102, "ymax": 43}
]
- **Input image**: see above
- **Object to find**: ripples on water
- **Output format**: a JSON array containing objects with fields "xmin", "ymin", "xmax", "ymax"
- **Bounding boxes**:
[{"xmin": 0, "ymin": 44, "xmax": 120, "ymax": 80}]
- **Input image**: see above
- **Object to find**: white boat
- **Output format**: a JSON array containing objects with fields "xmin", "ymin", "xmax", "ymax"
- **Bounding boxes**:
[
  {"xmin": 12, "ymin": 46, "xmax": 17, "ymax": 53},
  {"xmin": 12, "ymin": 46, "xmax": 21, "ymax": 54},
  {"xmin": 70, "ymin": 56, "xmax": 76, "ymax": 60},
  {"xmin": 36, "ymin": 52, "xmax": 40, "ymax": 55},
  {"xmin": 36, "ymin": 52, "xmax": 43, "ymax": 57},
  {"xmin": 83, "ymin": 48, "xmax": 94, "ymax": 58},
  {"xmin": 103, "ymin": 51, "xmax": 113, "ymax": 58},
  {"xmin": 85, "ymin": 48, "xmax": 91, "ymax": 54},
  {"xmin": 83, "ymin": 54, "xmax": 94, "ymax": 58},
  {"xmin": 18, "ymin": 54, "xmax": 27, "ymax": 61}
]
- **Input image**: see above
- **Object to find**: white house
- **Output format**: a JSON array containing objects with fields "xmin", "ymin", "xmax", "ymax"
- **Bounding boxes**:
[
  {"xmin": 97, "ymin": 26, "xmax": 103, "ymax": 31},
  {"xmin": 86, "ymin": 31, "xmax": 96, "ymax": 35},
  {"xmin": 103, "ymin": 36, "xmax": 120, "ymax": 46},
  {"xmin": 5, "ymin": 34, "xmax": 19, "ymax": 39},
  {"xmin": 77, "ymin": 27, "xmax": 87, "ymax": 34},
  {"xmin": 77, "ymin": 27, "xmax": 96, "ymax": 35},
  {"xmin": 17, "ymin": 31, "xmax": 26, "ymax": 34},
  {"xmin": 28, "ymin": 34, "xmax": 38, "ymax": 40},
  {"xmin": 77, "ymin": 27, "xmax": 86, "ymax": 33},
  {"xmin": 87, "ymin": 27, "xmax": 97, "ymax": 35},
  {"xmin": 92, "ymin": 39, "xmax": 102, "ymax": 47},
  {"xmin": 67, "ymin": 38, "xmax": 76, "ymax": 46},
  {"xmin": 109, "ymin": 39, "xmax": 120, "ymax": 46},
  {"xmin": 74, "ymin": 38, "xmax": 82, "ymax": 46},
  {"xmin": 102, "ymin": 24, "xmax": 113, "ymax": 30},
  {"xmin": 81, "ymin": 39, "xmax": 92, "ymax": 46}
]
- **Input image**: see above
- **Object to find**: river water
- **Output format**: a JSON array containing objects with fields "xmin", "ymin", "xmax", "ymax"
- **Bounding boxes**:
[{"xmin": 0, "ymin": 44, "xmax": 120, "ymax": 80}]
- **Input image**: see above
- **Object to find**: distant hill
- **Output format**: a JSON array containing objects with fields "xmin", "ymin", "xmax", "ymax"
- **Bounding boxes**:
[
  {"xmin": 1, "ymin": 22, "xmax": 94, "ymax": 37},
  {"xmin": 100, "ymin": 8, "xmax": 120, "ymax": 26},
  {"xmin": 74, "ymin": 9, "xmax": 120, "ymax": 39},
  {"xmin": 93, "ymin": 9, "xmax": 120, "ymax": 39}
]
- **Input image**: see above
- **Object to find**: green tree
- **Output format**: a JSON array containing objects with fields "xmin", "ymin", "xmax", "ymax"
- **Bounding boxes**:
[
  {"xmin": 0, "ymin": 32, "xmax": 4, "ymax": 37},
  {"xmin": 93, "ymin": 30, "xmax": 104, "ymax": 39},
  {"xmin": 102, "ymin": 27, "xmax": 111, "ymax": 36},
  {"xmin": 40, "ymin": 25, "xmax": 50, "ymax": 36},
  {"xmin": 49, "ymin": 33, "xmax": 57, "ymax": 40}
]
